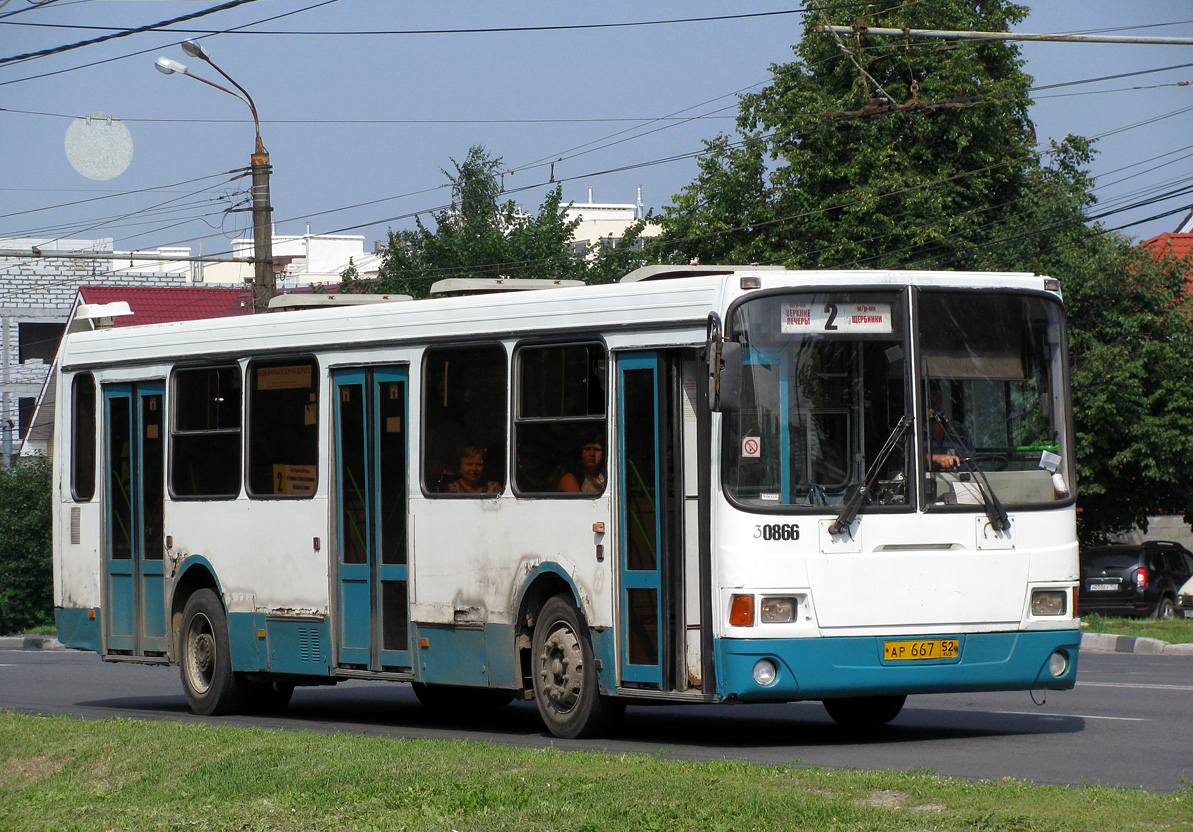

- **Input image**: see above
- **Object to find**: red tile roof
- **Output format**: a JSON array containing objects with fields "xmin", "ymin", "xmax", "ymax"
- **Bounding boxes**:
[
  {"xmin": 78, "ymin": 286, "xmax": 252, "ymax": 326},
  {"xmin": 1142, "ymin": 232, "xmax": 1193, "ymax": 261}
]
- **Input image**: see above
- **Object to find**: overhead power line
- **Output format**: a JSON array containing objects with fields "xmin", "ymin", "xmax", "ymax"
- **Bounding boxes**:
[
  {"xmin": 0, "ymin": 0, "xmax": 261, "ymax": 66},
  {"xmin": 0, "ymin": 6, "xmax": 815, "ymax": 36}
]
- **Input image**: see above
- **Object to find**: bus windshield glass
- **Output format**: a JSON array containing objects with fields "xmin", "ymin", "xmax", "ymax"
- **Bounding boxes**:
[
  {"xmin": 724, "ymin": 291, "xmax": 911, "ymax": 510},
  {"xmin": 919, "ymin": 290, "xmax": 1070, "ymax": 510}
]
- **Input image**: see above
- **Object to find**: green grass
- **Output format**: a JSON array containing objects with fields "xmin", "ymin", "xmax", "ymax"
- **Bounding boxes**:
[
  {"xmin": 1081, "ymin": 614, "xmax": 1193, "ymax": 644},
  {"xmin": 15, "ymin": 625, "xmax": 57, "ymax": 637},
  {"xmin": 0, "ymin": 713, "xmax": 1188, "ymax": 831}
]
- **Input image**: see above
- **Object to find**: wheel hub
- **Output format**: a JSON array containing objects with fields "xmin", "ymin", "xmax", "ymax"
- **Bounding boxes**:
[{"xmin": 539, "ymin": 624, "xmax": 583, "ymax": 713}]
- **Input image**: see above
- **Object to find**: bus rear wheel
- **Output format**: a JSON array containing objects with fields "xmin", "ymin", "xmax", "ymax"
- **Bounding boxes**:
[
  {"xmin": 822, "ymin": 695, "xmax": 906, "ymax": 729},
  {"xmin": 179, "ymin": 589, "xmax": 248, "ymax": 716},
  {"xmin": 531, "ymin": 595, "xmax": 623, "ymax": 739}
]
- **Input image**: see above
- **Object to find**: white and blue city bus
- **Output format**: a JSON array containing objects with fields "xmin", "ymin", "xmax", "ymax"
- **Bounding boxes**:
[{"xmin": 52, "ymin": 266, "xmax": 1080, "ymax": 738}]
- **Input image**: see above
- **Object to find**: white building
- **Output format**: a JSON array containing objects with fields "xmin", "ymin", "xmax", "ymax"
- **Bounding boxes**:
[{"xmin": 200, "ymin": 226, "xmax": 373, "ymax": 287}]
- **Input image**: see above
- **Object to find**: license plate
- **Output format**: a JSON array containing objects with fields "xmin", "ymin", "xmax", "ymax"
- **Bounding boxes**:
[
  {"xmin": 883, "ymin": 639, "xmax": 958, "ymax": 661},
  {"xmin": 1086, "ymin": 583, "xmax": 1118, "ymax": 592}
]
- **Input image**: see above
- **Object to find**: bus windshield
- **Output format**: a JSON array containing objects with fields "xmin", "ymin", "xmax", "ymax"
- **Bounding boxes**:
[
  {"xmin": 724, "ymin": 289, "xmax": 1070, "ymax": 513},
  {"xmin": 919, "ymin": 290, "xmax": 1070, "ymax": 511},
  {"xmin": 724, "ymin": 291, "xmax": 911, "ymax": 510}
]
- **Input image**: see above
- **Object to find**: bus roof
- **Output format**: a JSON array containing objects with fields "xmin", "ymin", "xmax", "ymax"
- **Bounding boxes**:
[{"xmin": 57, "ymin": 268, "xmax": 1053, "ymax": 370}]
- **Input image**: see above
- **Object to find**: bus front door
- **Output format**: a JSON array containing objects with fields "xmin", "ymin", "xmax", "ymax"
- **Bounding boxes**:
[
  {"xmin": 103, "ymin": 382, "xmax": 167, "ymax": 656},
  {"xmin": 333, "ymin": 368, "xmax": 411, "ymax": 672},
  {"xmin": 617, "ymin": 351, "xmax": 699, "ymax": 691}
]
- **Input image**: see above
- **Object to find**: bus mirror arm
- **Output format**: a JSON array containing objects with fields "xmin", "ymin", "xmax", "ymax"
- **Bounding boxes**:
[
  {"xmin": 715, "ymin": 341, "xmax": 742, "ymax": 413},
  {"xmin": 829, "ymin": 414, "xmax": 913, "ymax": 536},
  {"xmin": 706, "ymin": 312, "xmax": 741, "ymax": 413}
]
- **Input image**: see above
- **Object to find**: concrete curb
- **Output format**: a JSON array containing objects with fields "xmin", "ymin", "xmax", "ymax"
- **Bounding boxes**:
[
  {"xmin": 1080, "ymin": 631, "xmax": 1193, "ymax": 655},
  {"xmin": 0, "ymin": 636, "xmax": 65, "ymax": 651}
]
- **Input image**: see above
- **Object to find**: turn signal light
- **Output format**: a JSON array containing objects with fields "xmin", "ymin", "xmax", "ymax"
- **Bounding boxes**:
[{"xmin": 729, "ymin": 594, "xmax": 755, "ymax": 627}]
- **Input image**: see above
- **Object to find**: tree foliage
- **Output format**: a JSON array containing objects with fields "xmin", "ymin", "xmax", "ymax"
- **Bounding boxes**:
[
  {"xmin": 655, "ymin": 0, "xmax": 1193, "ymax": 538},
  {"xmin": 0, "ymin": 457, "xmax": 53, "ymax": 634},
  {"xmin": 348, "ymin": 146, "xmax": 650, "ymax": 298}
]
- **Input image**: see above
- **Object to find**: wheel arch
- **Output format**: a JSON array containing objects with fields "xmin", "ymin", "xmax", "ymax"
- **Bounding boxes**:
[
  {"xmin": 513, "ymin": 562, "xmax": 583, "ymax": 693},
  {"xmin": 169, "ymin": 556, "xmax": 223, "ymax": 660}
]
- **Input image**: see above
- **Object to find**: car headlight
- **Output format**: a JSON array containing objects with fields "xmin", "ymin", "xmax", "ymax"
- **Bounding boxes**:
[{"xmin": 1031, "ymin": 589, "xmax": 1067, "ymax": 616}]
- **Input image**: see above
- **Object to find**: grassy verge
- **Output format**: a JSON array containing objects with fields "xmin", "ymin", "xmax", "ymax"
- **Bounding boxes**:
[
  {"xmin": 0, "ymin": 713, "xmax": 1189, "ymax": 832},
  {"xmin": 1081, "ymin": 614, "xmax": 1193, "ymax": 644}
]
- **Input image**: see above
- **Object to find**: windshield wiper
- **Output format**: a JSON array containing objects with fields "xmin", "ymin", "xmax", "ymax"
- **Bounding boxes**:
[
  {"xmin": 936, "ymin": 414, "xmax": 1010, "ymax": 532},
  {"xmin": 829, "ymin": 414, "xmax": 913, "ymax": 536}
]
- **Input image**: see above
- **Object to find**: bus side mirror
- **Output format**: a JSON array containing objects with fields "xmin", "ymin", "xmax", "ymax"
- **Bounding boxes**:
[{"xmin": 711, "ymin": 340, "xmax": 741, "ymax": 413}]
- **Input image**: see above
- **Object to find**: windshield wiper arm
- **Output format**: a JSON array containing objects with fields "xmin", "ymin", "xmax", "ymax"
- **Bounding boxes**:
[
  {"xmin": 936, "ymin": 414, "xmax": 1010, "ymax": 533},
  {"xmin": 829, "ymin": 414, "xmax": 913, "ymax": 536}
]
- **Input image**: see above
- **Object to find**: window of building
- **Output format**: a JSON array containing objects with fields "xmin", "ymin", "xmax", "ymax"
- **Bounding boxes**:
[
  {"xmin": 171, "ymin": 364, "xmax": 242, "ymax": 498},
  {"xmin": 17, "ymin": 397, "xmax": 35, "ymax": 442},
  {"xmin": 71, "ymin": 373, "xmax": 97, "ymax": 501},
  {"xmin": 422, "ymin": 345, "xmax": 507, "ymax": 495},
  {"xmin": 18, "ymin": 321, "xmax": 65, "ymax": 364},
  {"xmin": 247, "ymin": 357, "xmax": 319, "ymax": 498},
  {"xmin": 514, "ymin": 343, "xmax": 607, "ymax": 495}
]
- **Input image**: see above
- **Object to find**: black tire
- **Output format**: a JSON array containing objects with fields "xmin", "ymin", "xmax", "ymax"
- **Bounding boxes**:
[
  {"xmin": 822, "ymin": 694, "xmax": 906, "ymax": 729},
  {"xmin": 1153, "ymin": 596, "xmax": 1176, "ymax": 620},
  {"xmin": 411, "ymin": 682, "xmax": 515, "ymax": 712},
  {"xmin": 531, "ymin": 595, "xmax": 624, "ymax": 739},
  {"xmin": 247, "ymin": 679, "xmax": 295, "ymax": 714},
  {"xmin": 178, "ymin": 589, "xmax": 249, "ymax": 716}
]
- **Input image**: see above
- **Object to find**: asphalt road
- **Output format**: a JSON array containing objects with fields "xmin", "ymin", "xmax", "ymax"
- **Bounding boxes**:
[{"xmin": 1, "ymin": 648, "xmax": 1190, "ymax": 793}]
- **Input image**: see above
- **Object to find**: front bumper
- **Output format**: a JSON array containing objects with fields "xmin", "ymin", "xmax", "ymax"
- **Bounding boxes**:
[{"xmin": 716, "ymin": 629, "xmax": 1081, "ymax": 702}]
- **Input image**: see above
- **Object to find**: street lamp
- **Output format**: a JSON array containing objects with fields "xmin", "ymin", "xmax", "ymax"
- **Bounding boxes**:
[{"xmin": 155, "ymin": 42, "xmax": 274, "ymax": 313}]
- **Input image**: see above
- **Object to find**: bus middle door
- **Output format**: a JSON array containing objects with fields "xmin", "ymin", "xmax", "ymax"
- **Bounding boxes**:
[{"xmin": 333, "ymin": 367, "xmax": 411, "ymax": 673}]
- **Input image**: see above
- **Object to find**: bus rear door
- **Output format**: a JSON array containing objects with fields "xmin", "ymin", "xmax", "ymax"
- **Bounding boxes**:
[{"xmin": 103, "ymin": 381, "xmax": 168, "ymax": 657}]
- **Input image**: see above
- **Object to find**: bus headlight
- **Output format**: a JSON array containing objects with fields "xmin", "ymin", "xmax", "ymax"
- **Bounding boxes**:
[
  {"xmin": 752, "ymin": 659, "xmax": 778, "ymax": 686},
  {"xmin": 1031, "ymin": 590, "xmax": 1067, "ymax": 616},
  {"xmin": 1048, "ymin": 650, "xmax": 1069, "ymax": 677},
  {"xmin": 760, "ymin": 596, "xmax": 797, "ymax": 623}
]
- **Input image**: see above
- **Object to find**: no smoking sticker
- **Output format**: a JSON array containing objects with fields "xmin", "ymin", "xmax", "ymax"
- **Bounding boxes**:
[{"xmin": 742, "ymin": 436, "xmax": 761, "ymax": 458}]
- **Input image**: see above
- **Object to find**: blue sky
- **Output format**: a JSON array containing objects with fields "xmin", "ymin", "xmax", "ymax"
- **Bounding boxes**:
[{"xmin": 3, "ymin": 1, "xmax": 1193, "ymax": 260}]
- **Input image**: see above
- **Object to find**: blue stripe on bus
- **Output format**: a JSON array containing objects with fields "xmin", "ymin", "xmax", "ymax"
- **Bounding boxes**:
[
  {"xmin": 54, "ymin": 607, "xmax": 102, "ymax": 653},
  {"xmin": 714, "ymin": 629, "xmax": 1081, "ymax": 701}
]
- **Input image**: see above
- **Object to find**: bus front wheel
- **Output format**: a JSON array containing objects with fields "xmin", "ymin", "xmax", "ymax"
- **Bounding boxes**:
[
  {"xmin": 822, "ymin": 695, "xmax": 906, "ymax": 729},
  {"xmin": 179, "ymin": 589, "xmax": 248, "ymax": 716},
  {"xmin": 531, "ymin": 595, "xmax": 623, "ymax": 739}
]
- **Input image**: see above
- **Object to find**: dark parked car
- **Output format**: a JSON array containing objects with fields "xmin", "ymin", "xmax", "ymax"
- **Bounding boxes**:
[{"xmin": 1080, "ymin": 541, "xmax": 1193, "ymax": 619}]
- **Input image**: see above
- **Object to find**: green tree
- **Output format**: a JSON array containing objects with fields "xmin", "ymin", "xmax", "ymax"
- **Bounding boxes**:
[
  {"xmin": 0, "ymin": 457, "xmax": 53, "ymax": 634},
  {"xmin": 657, "ymin": 1, "xmax": 1043, "ymax": 269},
  {"xmin": 656, "ymin": 0, "xmax": 1193, "ymax": 539},
  {"xmin": 346, "ymin": 146, "xmax": 651, "ymax": 298}
]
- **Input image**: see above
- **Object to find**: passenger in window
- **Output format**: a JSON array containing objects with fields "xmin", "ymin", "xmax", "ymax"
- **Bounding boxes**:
[
  {"xmin": 559, "ymin": 436, "xmax": 606, "ymax": 493},
  {"xmin": 443, "ymin": 445, "xmax": 500, "ymax": 494}
]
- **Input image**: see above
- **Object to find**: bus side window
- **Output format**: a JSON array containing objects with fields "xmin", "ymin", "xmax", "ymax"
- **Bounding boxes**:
[
  {"xmin": 422, "ymin": 345, "xmax": 508, "ymax": 496},
  {"xmin": 513, "ymin": 342, "xmax": 607, "ymax": 497},
  {"xmin": 171, "ymin": 365, "xmax": 242, "ymax": 499},
  {"xmin": 246, "ymin": 357, "xmax": 319, "ymax": 498},
  {"xmin": 70, "ymin": 372, "xmax": 97, "ymax": 501}
]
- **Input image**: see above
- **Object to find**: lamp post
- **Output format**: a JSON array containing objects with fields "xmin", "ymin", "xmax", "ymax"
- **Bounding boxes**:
[{"xmin": 156, "ymin": 42, "xmax": 274, "ymax": 313}]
